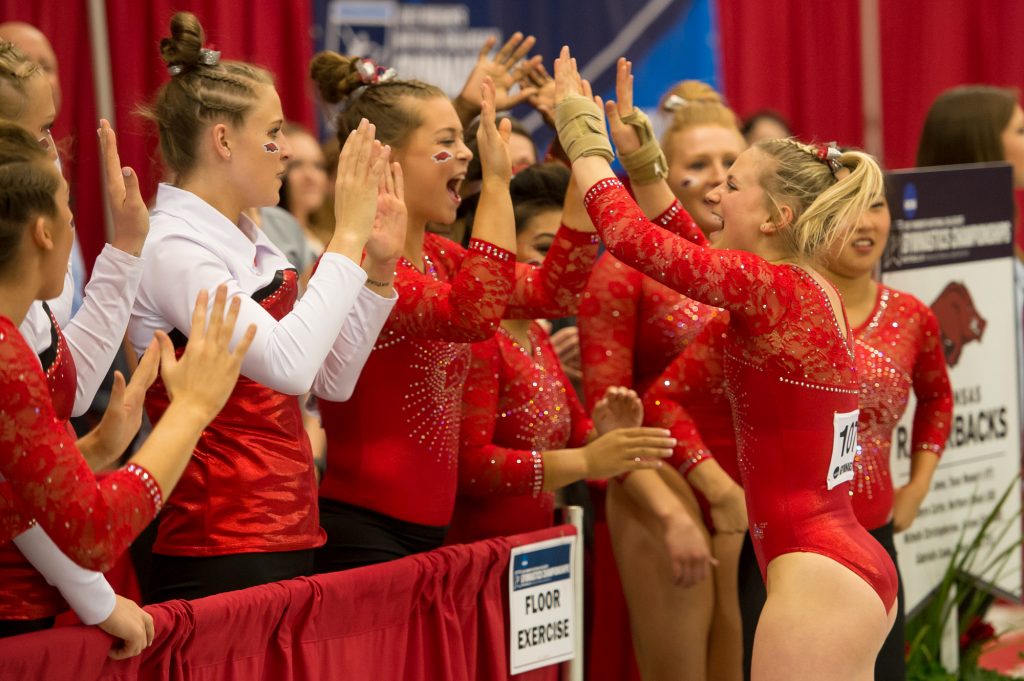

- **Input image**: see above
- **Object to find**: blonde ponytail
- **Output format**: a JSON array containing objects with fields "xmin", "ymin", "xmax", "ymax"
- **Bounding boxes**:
[{"xmin": 756, "ymin": 138, "xmax": 883, "ymax": 261}]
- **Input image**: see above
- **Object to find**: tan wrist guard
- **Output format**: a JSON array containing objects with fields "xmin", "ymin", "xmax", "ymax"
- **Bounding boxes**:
[
  {"xmin": 555, "ymin": 94, "xmax": 614, "ymax": 164},
  {"xmin": 618, "ymin": 108, "xmax": 668, "ymax": 184}
]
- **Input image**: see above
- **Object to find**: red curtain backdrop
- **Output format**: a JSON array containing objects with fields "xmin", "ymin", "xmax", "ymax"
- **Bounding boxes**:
[
  {"xmin": 0, "ymin": 2, "xmax": 315, "ymax": 274},
  {"xmin": 718, "ymin": 0, "xmax": 1024, "ymax": 171},
  {"xmin": 0, "ymin": 526, "xmax": 576, "ymax": 681},
  {"xmin": 105, "ymin": 0, "xmax": 318, "ymax": 206},
  {"xmin": 717, "ymin": 0, "xmax": 865, "ymax": 150},
  {"xmin": 879, "ymin": 0, "xmax": 1024, "ymax": 170},
  {"xmin": 0, "ymin": 1, "xmax": 105, "ymax": 273}
]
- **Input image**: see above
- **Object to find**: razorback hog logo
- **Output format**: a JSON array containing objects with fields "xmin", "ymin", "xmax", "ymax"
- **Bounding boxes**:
[
  {"xmin": 263, "ymin": 142, "xmax": 280, "ymax": 153},
  {"xmin": 930, "ymin": 282, "xmax": 987, "ymax": 367}
]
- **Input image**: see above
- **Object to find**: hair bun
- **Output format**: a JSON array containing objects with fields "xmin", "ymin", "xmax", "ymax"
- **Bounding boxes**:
[
  {"xmin": 309, "ymin": 51, "xmax": 365, "ymax": 104},
  {"xmin": 160, "ymin": 12, "xmax": 205, "ymax": 72}
]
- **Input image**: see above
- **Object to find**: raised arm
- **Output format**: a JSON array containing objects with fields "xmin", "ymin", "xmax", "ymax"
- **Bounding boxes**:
[
  {"xmin": 582, "ymin": 178, "xmax": 788, "ymax": 332},
  {"xmin": 25, "ymin": 122, "xmax": 149, "ymax": 415},
  {"xmin": 386, "ymin": 79, "xmax": 518, "ymax": 342},
  {"xmin": 504, "ymin": 175, "xmax": 600, "ymax": 319},
  {"xmin": 578, "ymin": 255, "xmax": 641, "ymax": 409},
  {"xmin": 311, "ymin": 161, "xmax": 405, "ymax": 401},
  {"xmin": 0, "ymin": 337, "xmax": 163, "ymax": 571},
  {"xmin": 136, "ymin": 123, "xmax": 390, "ymax": 396},
  {"xmin": 452, "ymin": 32, "xmax": 539, "ymax": 127},
  {"xmin": 605, "ymin": 57, "xmax": 688, "ymax": 223},
  {"xmin": 553, "ymin": 46, "xmax": 788, "ymax": 331}
]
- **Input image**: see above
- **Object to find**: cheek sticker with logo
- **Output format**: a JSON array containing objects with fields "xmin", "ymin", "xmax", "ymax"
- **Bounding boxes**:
[
  {"xmin": 263, "ymin": 142, "xmax": 280, "ymax": 153},
  {"xmin": 432, "ymin": 150, "xmax": 453, "ymax": 164}
]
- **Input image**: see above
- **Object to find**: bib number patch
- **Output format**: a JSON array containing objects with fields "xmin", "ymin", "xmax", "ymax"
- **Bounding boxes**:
[{"xmin": 827, "ymin": 409, "xmax": 859, "ymax": 490}]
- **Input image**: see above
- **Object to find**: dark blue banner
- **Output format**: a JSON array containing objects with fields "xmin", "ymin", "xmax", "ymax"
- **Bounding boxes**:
[{"xmin": 312, "ymin": 0, "xmax": 720, "ymax": 144}]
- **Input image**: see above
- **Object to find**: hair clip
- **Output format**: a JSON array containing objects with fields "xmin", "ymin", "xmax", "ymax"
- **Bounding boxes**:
[
  {"xmin": 167, "ymin": 48, "xmax": 221, "ymax": 76},
  {"xmin": 356, "ymin": 58, "xmax": 397, "ymax": 85},
  {"xmin": 815, "ymin": 142, "xmax": 843, "ymax": 174},
  {"xmin": 662, "ymin": 94, "xmax": 689, "ymax": 112},
  {"xmin": 198, "ymin": 48, "xmax": 221, "ymax": 66}
]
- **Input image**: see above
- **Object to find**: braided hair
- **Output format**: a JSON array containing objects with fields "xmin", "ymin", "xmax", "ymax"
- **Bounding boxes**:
[
  {"xmin": 309, "ymin": 51, "xmax": 445, "ymax": 148},
  {"xmin": 0, "ymin": 40, "xmax": 43, "ymax": 121},
  {"xmin": 140, "ymin": 12, "xmax": 274, "ymax": 178}
]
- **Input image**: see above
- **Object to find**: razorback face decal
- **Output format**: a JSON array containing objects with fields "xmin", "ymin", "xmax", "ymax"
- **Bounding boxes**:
[
  {"xmin": 431, "ymin": 150, "xmax": 453, "ymax": 164},
  {"xmin": 931, "ymin": 281, "xmax": 987, "ymax": 367},
  {"xmin": 264, "ymin": 142, "xmax": 280, "ymax": 153}
]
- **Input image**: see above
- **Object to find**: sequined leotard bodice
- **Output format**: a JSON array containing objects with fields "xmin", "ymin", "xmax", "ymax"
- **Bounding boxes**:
[
  {"xmin": 448, "ymin": 323, "xmax": 592, "ymax": 543},
  {"xmin": 851, "ymin": 285, "xmax": 952, "ymax": 529},
  {"xmin": 584, "ymin": 178, "xmax": 897, "ymax": 609}
]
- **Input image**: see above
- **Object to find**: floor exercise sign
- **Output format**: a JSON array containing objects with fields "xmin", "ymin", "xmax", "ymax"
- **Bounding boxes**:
[{"xmin": 508, "ymin": 535, "xmax": 577, "ymax": 674}]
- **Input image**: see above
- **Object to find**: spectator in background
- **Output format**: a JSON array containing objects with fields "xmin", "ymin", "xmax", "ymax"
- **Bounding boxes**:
[
  {"xmin": 916, "ymin": 85, "xmax": 1024, "ymax": 188},
  {"xmin": 0, "ymin": 22, "xmax": 86, "ymax": 313},
  {"xmin": 916, "ymin": 85, "xmax": 1024, "ymax": 487},
  {"xmin": 279, "ymin": 123, "xmax": 333, "ymax": 259},
  {"xmin": 741, "ymin": 109, "xmax": 792, "ymax": 145},
  {"xmin": 0, "ymin": 22, "xmax": 59, "ymax": 112}
]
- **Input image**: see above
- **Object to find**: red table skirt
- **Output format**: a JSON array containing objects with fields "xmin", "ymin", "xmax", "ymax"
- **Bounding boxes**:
[{"xmin": 0, "ymin": 526, "xmax": 575, "ymax": 681}]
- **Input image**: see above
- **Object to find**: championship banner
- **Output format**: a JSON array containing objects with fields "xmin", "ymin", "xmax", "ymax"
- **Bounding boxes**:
[
  {"xmin": 313, "ymin": 0, "xmax": 719, "ymax": 144},
  {"xmin": 882, "ymin": 163, "xmax": 1022, "ymax": 613},
  {"xmin": 508, "ymin": 534, "xmax": 578, "ymax": 675}
]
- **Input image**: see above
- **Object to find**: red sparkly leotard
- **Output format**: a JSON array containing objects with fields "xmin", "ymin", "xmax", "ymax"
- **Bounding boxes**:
[
  {"xmin": 851, "ymin": 285, "xmax": 952, "ymax": 529},
  {"xmin": 448, "ymin": 323, "xmax": 593, "ymax": 544},
  {"xmin": 646, "ymin": 285, "xmax": 954, "ymax": 534},
  {"xmin": 0, "ymin": 316, "xmax": 162, "ymax": 572},
  {"xmin": 319, "ymin": 227, "xmax": 598, "ymax": 527},
  {"xmin": 584, "ymin": 178, "xmax": 897, "ymax": 609},
  {"xmin": 578, "ymin": 200, "xmax": 718, "ymax": 408}
]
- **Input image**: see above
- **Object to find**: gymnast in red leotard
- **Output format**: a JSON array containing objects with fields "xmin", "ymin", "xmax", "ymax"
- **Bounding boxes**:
[{"xmin": 552, "ymin": 46, "xmax": 896, "ymax": 681}]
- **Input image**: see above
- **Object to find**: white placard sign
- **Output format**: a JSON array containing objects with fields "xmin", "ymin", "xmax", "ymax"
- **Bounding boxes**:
[
  {"xmin": 882, "ymin": 163, "xmax": 1022, "ymax": 613},
  {"xmin": 508, "ymin": 535, "xmax": 577, "ymax": 674}
]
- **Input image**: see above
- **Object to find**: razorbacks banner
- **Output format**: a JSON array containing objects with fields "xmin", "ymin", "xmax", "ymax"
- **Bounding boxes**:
[{"xmin": 882, "ymin": 163, "xmax": 1022, "ymax": 613}]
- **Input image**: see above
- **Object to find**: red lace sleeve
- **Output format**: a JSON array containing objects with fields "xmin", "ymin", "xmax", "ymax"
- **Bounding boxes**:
[
  {"xmin": 652, "ymin": 200, "xmax": 707, "ymax": 245},
  {"xmin": 578, "ymin": 254, "xmax": 643, "ymax": 410},
  {"xmin": 0, "ymin": 480, "xmax": 31, "ymax": 543},
  {"xmin": 0, "ymin": 320, "xmax": 162, "ymax": 571},
  {"xmin": 505, "ymin": 224, "xmax": 599, "ymax": 319},
  {"xmin": 584, "ymin": 178, "xmax": 791, "ymax": 333},
  {"xmin": 645, "ymin": 393, "xmax": 712, "ymax": 476},
  {"xmin": 458, "ymin": 338, "xmax": 544, "ymax": 498},
  {"xmin": 644, "ymin": 338, "xmax": 718, "ymax": 476},
  {"xmin": 910, "ymin": 305, "xmax": 953, "ymax": 455},
  {"xmin": 388, "ymin": 236, "xmax": 515, "ymax": 342}
]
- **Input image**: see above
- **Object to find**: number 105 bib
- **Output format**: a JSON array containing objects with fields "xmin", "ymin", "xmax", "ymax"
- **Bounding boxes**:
[{"xmin": 827, "ymin": 409, "xmax": 859, "ymax": 490}]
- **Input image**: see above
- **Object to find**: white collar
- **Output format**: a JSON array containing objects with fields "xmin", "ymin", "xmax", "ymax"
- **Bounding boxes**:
[{"xmin": 153, "ymin": 183, "xmax": 270, "ymax": 259}]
